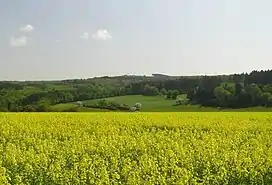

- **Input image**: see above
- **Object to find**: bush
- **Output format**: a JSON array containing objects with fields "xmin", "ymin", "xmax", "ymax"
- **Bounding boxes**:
[
  {"xmin": 62, "ymin": 107, "xmax": 79, "ymax": 112},
  {"xmin": 0, "ymin": 107, "xmax": 8, "ymax": 112},
  {"xmin": 36, "ymin": 105, "xmax": 50, "ymax": 112},
  {"xmin": 175, "ymin": 98, "xmax": 189, "ymax": 106},
  {"xmin": 117, "ymin": 104, "xmax": 130, "ymax": 111},
  {"xmin": 130, "ymin": 106, "xmax": 137, "ymax": 112},
  {"xmin": 10, "ymin": 106, "xmax": 22, "ymax": 112},
  {"xmin": 85, "ymin": 104, "xmax": 117, "ymax": 111},
  {"xmin": 167, "ymin": 90, "xmax": 180, "ymax": 99},
  {"xmin": 23, "ymin": 105, "xmax": 37, "ymax": 112},
  {"xmin": 160, "ymin": 88, "xmax": 167, "ymax": 96},
  {"xmin": 97, "ymin": 99, "xmax": 107, "ymax": 106},
  {"xmin": 87, "ymin": 100, "xmax": 131, "ymax": 111},
  {"xmin": 134, "ymin": 103, "xmax": 142, "ymax": 111}
]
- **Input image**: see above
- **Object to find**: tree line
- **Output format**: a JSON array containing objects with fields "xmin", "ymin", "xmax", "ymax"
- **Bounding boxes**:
[{"xmin": 1, "ymin": 70, "xmax": 272, "ymax": 111}]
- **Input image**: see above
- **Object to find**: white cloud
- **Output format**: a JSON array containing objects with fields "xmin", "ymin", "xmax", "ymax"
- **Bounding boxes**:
[
  {"xmin": 55, "ymin": 40, "xmax": 61, "ymax": 43},
  {"xmin": 20, "ymin": 24, "xmax": 34, "ymax": 32},
  {"xmin": 10, "ymin": 36, "xmax": 27, "ymax": 47},
  {"xmin": 92, "ymin": 29, "xmax": 112, "ymax": 41},
  {"xmin": 80, "ymin": 32, "xmax": 89, "ymax": 39}
]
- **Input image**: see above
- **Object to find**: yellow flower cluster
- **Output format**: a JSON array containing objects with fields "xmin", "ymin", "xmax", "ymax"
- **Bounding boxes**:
[{"xmin": 0, "ymin": 112, "xmax": 272, "ymax": 184}]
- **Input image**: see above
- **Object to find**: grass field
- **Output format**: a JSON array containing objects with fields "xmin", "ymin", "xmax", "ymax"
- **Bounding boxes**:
[
  {"xmin": 83, "ymin": 95, "xmax": 179, "ymax": 111},
  {"xmin": 52, "ymin": 95, "xmax": 272, "ymax": 112},
  {"xmin": 1, "ymin": 112, "xmax": 272, "ymax": 184},
  {"xmin": 51, "ymin": 95, "xmax": 186, "ymax": 112}
]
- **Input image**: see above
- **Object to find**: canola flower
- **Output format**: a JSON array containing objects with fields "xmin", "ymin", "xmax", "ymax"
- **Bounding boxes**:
[{"xmin": 0, "ymin": 112, "xmax": 272, "ymax": 184}]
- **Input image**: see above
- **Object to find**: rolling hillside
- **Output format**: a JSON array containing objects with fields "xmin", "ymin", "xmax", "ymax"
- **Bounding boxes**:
[{"xmin": 51, "ymin": 95, "xmax": 272, "ymax": 112}]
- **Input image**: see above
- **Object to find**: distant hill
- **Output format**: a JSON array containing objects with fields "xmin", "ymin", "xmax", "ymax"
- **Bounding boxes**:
[{"xmin": 1, "ymin": 69, "xmax": 272, "ymax": 112}]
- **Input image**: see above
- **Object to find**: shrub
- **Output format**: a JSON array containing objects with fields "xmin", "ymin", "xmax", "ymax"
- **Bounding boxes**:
[
  {"xmin": 63, "ymin": 107, "xmax": 79, "ymax": 112},
  {"xmin": 134, "ymin": 103, "xmax": 142, "ymax": 110},
  {"xmin": 23, "ymin": 105, "xmax": 37, "ymax": 112},
  {"xmin": 0, "ymin": 107, "xmax": 8, "ymax": 112},
  {"xmin": 130, "ymin": 106, "xmax": 137, "ymax": 112}
]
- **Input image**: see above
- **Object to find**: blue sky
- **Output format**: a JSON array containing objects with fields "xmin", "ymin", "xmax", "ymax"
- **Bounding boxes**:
[{"xmin": 1, "ymin": 0, "xmax": 272, "ymax": 80}]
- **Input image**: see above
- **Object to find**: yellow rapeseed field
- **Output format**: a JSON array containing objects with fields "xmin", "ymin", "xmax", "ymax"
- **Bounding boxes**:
[{"xmin": 0, "ymin": 112, "xmax": 272, "ymax": 184}]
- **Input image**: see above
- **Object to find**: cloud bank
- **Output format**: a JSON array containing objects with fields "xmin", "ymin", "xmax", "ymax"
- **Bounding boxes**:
[
  {"xmin": 80, "ymin": 32, "xmax": 89, "ymax": 39},
  {"xmin": 10, "ymin": 36, "xmax": 27, "ymax": 47},
  {"xmin": 92, "ymin": 29, "xmax": 112, "ymax": 41},
  {"xmin": 20, "ymin": 24, "xmax": 34, "ymax": 32}
]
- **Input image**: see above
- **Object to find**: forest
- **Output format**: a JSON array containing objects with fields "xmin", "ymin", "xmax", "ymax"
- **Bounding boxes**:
[{"xmin": 1, "ymin": 70, "xmax": 272, "ymax": 112}]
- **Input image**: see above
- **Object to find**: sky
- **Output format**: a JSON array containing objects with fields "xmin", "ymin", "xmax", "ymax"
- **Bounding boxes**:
[{"xmin": 1, "ymin": 0, "xmax": 272, "ymax": 80}]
